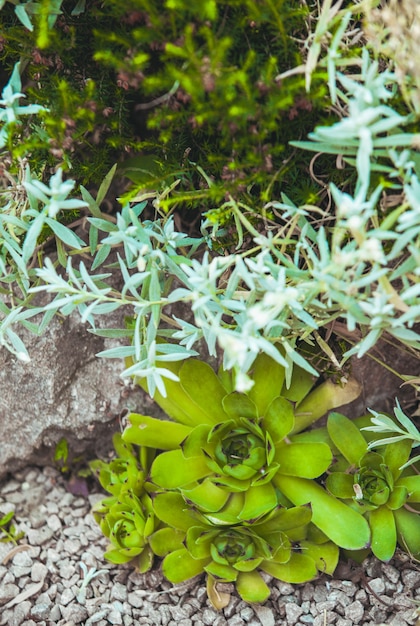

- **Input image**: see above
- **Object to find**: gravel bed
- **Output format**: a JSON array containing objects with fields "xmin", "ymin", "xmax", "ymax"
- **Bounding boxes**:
[{"xmin": 0, "ymin": 466, "xmax": 419, "ymax": 626}]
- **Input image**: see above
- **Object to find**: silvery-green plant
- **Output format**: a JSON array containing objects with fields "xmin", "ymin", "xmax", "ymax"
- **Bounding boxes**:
[
  {"xmin": 0, "ymin": 32, "xmax": 419, "ymax": 395},
  {"xmin": 362, "ymin": 400, "xmax": 420, "ymax": 471},
  {"xmin": 0, "ymin": 61, "xmax": 46, "ymax": 149}
]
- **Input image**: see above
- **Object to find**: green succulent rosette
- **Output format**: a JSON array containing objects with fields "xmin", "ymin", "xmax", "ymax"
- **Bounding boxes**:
[
  {"xmin": 92, "ymin": 489, "xmax": 157, "ymax": 572},
  {"xmin": 90, "ymin": 433, "xmax": 152, "ymax": 497},
  {"xmin": 325, "ymin": 412, "xmax": 420, "ymax": 560},
  {"xmin": 91, "ymin": 434, "xmax": 159, "ymax": 571},
  {"xmin": 123, "ymin": 354, "xmax": 364, "ymax": 534},
  {"xmin": 148, "ymin": 491, "xmax": 339, "ymax": 604}
]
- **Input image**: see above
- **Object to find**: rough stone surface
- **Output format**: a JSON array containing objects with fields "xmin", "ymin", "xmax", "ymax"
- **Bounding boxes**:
[{"xmin": 0, "ymin": 295, "xmax": 162, "ymax": 479}]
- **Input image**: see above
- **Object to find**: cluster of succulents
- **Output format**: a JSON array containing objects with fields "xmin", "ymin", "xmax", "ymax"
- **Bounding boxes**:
[{"xmin": 91, "ymin": 351, "xmax": 420, "ymax": 606}]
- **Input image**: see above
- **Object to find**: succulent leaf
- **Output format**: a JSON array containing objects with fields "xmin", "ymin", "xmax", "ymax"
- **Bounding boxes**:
[
  {"xmin": 123, "ymin": 414, "xmax": 192, "ymax": 450},
  {"xmin": 151, "ymin": 449, "xmax": 210, "ymax": 488},
  {"xmin": 274, "ymin": 474, "xmax": 371, "ymax": 550},
  {"xmin": 394, "ymin": 507, "xmax": 420, "ymax": 558},
  {"xmin": 222, "ymin": 392, "xmax": 258, "ymax": 420},
  {"xmin": 275, "ymin": 442, "xmax": 332, "ymax": 478},
  {"xmin": 262, "ymin": 552, "xmax": 318, "ymax": 583},
  {"xmin": 148, "ymin": 527, "xmax": 185, "ymax": 557},
  {"xmin": 247, "ymin": 351, "xmax": 286, "ymax": 415},
  {"xmin": 152, "ymin": 492, "xmax": 196, "ymax": 531},
  {"xmin": 292, "ymin": 378, "xmax": 361, "ymax": 434},
  {"xmin": 235, "ymin": 570, "xmax": 271, "ymax": 603},
  {"xmin": 369, "ymin": 505, "xmax": 397, "ymax": 561},
  {"xmin": 182, "ymin": 479, "xmax": 231, "ymax": 512},
  {"xmin": 299, "ymin": 539, "xmax": 339, "ymax": 575},
  {"xmin": 397, "ymin": 475, "xmax": 420, "ymax": 502},
  {"xmin": 327, "ymin": 412, "xmax": 368, "ymax": 466},
  {"xmin": 262, "ymin": 396, "xmax": 295, "ymax": 443},
  {"xmin": 163, "ymin": 547, "xmax": 209, "ymax": 583},
  {"xmin": 238, "ymin": 482, "xmax": 278, "ymax": 521},
  {"xmin": 383, "ymin": 438, "xmax": 413, "ymax": 480},
  {"xmin": 325, "ymin": 472, "xmax": 355, "ymax": 500},
  {"xmin": 179, "ymin": 360, "xmax": 229, "ymax": 424}
]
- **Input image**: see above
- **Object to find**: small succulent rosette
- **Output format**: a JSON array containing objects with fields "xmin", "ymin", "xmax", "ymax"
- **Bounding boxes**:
[
  {"xmin": 148, "ymin": 491, "xmax": 339, "ymax": 604},
  {"xmin": 325, "ymin": 412, "xmax": 420, "ymax": 561},
  {"xmin": 90, "ymin": 434, "xmax": 157, "ymax": 572}
]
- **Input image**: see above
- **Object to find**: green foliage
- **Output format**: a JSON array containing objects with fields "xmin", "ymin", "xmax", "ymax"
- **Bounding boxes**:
[
  {"xmin": 325, "ymin": 412, "xmax": 420, "ymax": 561},
  {"xmin": 92, "ymin": 352, "xmax": 365, "ymax": 605},
  {"xmin": 91, "ymin": 353, "xmax": 419, "ymax": 605},
  {"xmin": 362, "ymin": 400, "xmax": 420, "ymax": 471},
  {"xmin": 0, "ymin": 510, "xmax": 24, "ymax": 544},
  {"xmin": 1, "ymin": 0, "xmax": 419, "ymax": 605}
]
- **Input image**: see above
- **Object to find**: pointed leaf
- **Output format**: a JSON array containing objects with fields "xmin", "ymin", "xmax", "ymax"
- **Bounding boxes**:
[
  {"xmin": 327, "ymin": 412, "xmax": 368, "ymax": 466},
  {"xmin": 133, "ymin": 358, "xmax": 217, "ymax": 426},
  {"xmin": 182, "ymin": 480, "xmax": 230, "ymax": 512},
  {"xmin": 394, "ymin": 507, "xmax": 420, "ymax": 558},
  {"xmin": 179, "ymin": 360, "xmax": 229, "ymax": 424},
  {"xmin": 369, "ymin": 506, "xmax": 397, "ymax": 561},
  {"xmin": 383, "ymin": 439, "xmax": 413, "ymax": 481},
  {"xmin": 238, "ymin": 483, "xmax": 278, "ymax": 521},
  {"xmin": 274, "ymin": 475, "xmax": 370, "ymax": 550},
  {"xmin": 299, "ymin": 540, "xmax": 339, "ymax": 575},
  {"xmin": 234, "ymin": 556, "xmax": 264, "ymax": 572},
  {"xmin": 387, "ymin": 485, "xmax": 408, "ymax": 510},
  {"xmin": 152, "ymin": 492, "xmax": 195, "ymax": 531},
  {"xmin": 282, "ymin": 365, "xmax": 315, "ymax": 404},
  {"xmin": 256, "ymin": 505, "xmax": 312, "ymax": 534},
  {"xmin": 205, "ymin": 561, "xmax": 237, "ymax": 581},
  {"xmin": 148, "ymin": 527, "xmax": 185, "ymax": 557},
  {"xmin": 397, "ymin": 475, "xmax": 420, "ymax": 503},
  {"xmin": 182, "ymin": 424, "xmax": 211, "ymax": 458},
  {"xmin": 325, "ymin": 472, "xmax": 355, "ymax": 499},
  {"xmin": 247, "ymin": 351, "xmax": 286, "ymax": 415},
  {"xmin": 203, "ymin": 493, "xmax": 245, "ymax": 525},
  {"xmin": 262, "ymin": 397, "xmax": 295, "ymax": 443},
  {"xmin": 276, "ymin": 442, "xmax": 332, "ymax": 478},
  {"xmin": 104, "ymin": 548, "xmax": 137, "ymax": 564},
  {"xmin": 151, "ymin": 449, "xmax": 210, "ymax": 488},
  {"xmin": 236, "ymin": 570, "xmax": 271, "ymax": 603},
  {"xmin": 123, "ymin": 414, "xmax": 191, "ymax": 450},
  {"xmin": 292, "ymin": 378, "xmax": 361, "ymax": 434},
  {"xmin": 137, "ymin": 546, "xmax": 154, "ymax": 573},
  {"xmin": 262, "ymin": 553, "xmax": 317, "ymax": 583},
  {"xmin": 163, "ymin": 548, "xmax": 208, "ymax": 583},
  {"xmin": 222, "ymin": 393, "xmax": 258, "ymax": 420}
]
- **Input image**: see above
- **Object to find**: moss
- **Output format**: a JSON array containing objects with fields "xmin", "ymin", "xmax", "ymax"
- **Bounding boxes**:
[{"xmin": 0, "ymin": 0, "xmax": 354, "ymax": 215}]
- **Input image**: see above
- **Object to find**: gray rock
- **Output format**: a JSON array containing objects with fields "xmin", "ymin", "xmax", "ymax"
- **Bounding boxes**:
[
  {"xmin": 49, "ymin": 605, "xmax": 62, "ymax": 621},
  {"xmin": 0, "ymin": 582, "xmax": 19, "ymax": 604},
  {"xmin": 60, "ymin": 603, "xmax": 89, "ymax": 623},
  {"xmin": 344, "ymin": 600, "xmax": 365, "ymax": 623},
  {"xmin": 368, "ymin": 577, "xmax": 386, "ymax": 594},
  {"xmin": 11, "ymin": 600, "xmax": 31, "ymax": 626},
  {"xmin": 0, "ymin": 291, "xmax": 160, "ymax": 479},
  {"xmin": 285, "ymin": 603, "xmax": 304, "ymax": 624},
  {"xmin": 30, "ymin": 603, "xmax": 51, "ymax": 620},
  {"xmin": 27, "ymin": 526, "xmax": 54, "ymax": 546},
  {"xmin": 110, "ymin": 582, "xmax": 128, "ymax": 602},
  {"xmin": 31, "ymin": 562, "xmax": 48, "ymax": 582}
]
